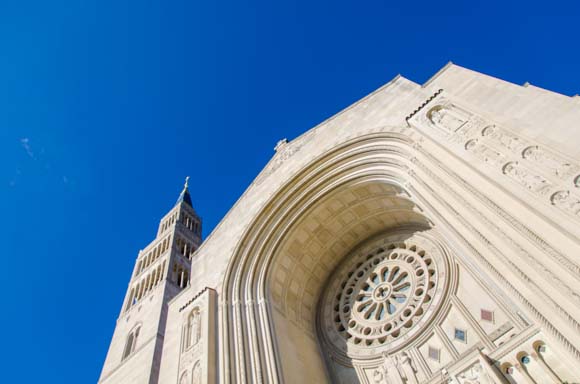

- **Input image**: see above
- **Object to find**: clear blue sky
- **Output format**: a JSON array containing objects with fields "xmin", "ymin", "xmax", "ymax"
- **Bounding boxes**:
[{"xmin": 0, "ymin": 1, "xmax": 578, "ymax": 382}]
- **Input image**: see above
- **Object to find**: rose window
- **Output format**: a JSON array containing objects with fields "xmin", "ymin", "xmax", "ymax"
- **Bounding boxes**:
[
  {"xmin": 355, "ymin": 264, "xmax": 412, "ymax": 322},
  {"xmin": 319, "ymin": 232, "xmax": 449, "ymax": 358}
]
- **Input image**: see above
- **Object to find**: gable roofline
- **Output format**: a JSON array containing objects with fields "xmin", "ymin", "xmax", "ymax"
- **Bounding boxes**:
[{"xmin": 422, "ymin": 61, "xmax": 455, "ymax": 88}]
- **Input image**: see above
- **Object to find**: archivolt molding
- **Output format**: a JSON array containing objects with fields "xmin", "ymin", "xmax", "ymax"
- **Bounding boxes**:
[
  {"xmin": 413, "ymin": 149, "xmax": 580, "ymax": 308},
  {"xmin": 221, "ymin": 131, "xmax": 421, "ymax": 384},
  {"xmin": 419, "ymin": 143, "xmax": 580, "ymax": 283},
  {"xmin": 407, "ymin": 159, "xmax": 580, "ymax": 363},
  {"xmin": 219, "ymin": 129, "xmax": 580, "ymax": 384},
  {"xmin": 270, "ymin": 185, "xmax": 424, "ymax": 330}
]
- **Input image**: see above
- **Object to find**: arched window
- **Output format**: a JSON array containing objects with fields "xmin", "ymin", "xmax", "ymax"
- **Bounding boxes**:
[
  {"xmin": 122, "ymin": 325, "xmax": 141, "ymax": 361},
  {"xmin": 179, "ymin": 371, "xmax": 188, "ymax": 384},
  {"xmin": 192, "ymin": 361, "xmax": 202, "ymax": 384},
  {"xmin": 122, "ymin": 334, "xmax": 134, "ymax": 360}
]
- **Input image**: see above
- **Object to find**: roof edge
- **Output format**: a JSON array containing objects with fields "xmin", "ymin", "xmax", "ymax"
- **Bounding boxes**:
[{"xmin": 422, "ymin": 61, "xmax": 455, "ymax": 88}]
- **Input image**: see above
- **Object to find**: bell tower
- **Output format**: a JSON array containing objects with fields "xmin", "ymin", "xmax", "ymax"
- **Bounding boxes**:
[{"xmin": 99, "ymin": 178, "xmax": 202, "ymax": 384}]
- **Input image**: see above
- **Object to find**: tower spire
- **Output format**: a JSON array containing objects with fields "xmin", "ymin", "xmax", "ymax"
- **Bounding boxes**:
[
  {"xmin": 99, "ymin": 175, "xmax": 202, "ymax": 384},
  {"xmin": 176, "ymin": 176, "xmax": 193, "ymax": 206}
]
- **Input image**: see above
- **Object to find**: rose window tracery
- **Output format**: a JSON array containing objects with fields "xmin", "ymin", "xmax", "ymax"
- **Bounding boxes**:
[{"xmin": 319, "ymin": 232, "xmax": 449, "ymax": 359}]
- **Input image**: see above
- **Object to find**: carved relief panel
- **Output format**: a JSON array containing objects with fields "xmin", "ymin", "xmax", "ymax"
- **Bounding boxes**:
[
  {"xmin": 408, "ymin": 92, "xmax": 580, "ymax": 220},
  {"xmin": 365, "ymin": 352, "xmax": 421, "ymax": 384},
  {"xmin": 455, "ymin": 362, "xmax": 493, "ymax": 384},
  {"xmin": 177, "ymin": 288, "xmax": 217, "ymax": 384},
  {"xmin": 427, "ymin": 105, "xmax": 470, "ymax": 134}
]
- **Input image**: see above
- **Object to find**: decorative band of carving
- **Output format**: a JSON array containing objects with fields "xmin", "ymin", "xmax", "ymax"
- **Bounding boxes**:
[
  {"xmin": 405, "ymin": 89, "xmax": 444, "ymax": 122},
  {"xmin": 413, "ymin": 154, "xmax": 580, "ymax": 314},
  {"xmin": 408, "ymin": 179, "xmax": 580, "ymax": 363},
  {"xmin": 410, "ymin": 94, "xmax": 580, "ymax": 220},
  {"xmin": 408, "ymin": 159, "xmax": 580, "ymax": 362},
  {"xmin": 419, "ymin": 148, "xmax": 580, "ymax": 278}
]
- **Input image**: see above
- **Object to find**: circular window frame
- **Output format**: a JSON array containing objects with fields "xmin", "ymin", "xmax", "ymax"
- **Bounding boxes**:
[{"xmin": 317, "ymin": 229, "xmax": 453, "ymax": 361}]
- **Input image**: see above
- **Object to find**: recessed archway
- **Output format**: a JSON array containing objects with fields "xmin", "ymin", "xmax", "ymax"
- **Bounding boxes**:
[
  {"xmin": 220, "ymin": 131, "xmax": 433, "ymax": 383},
  {"xmin": 267, "ymin": 179, "xmax": 430, "ymax": 382}
]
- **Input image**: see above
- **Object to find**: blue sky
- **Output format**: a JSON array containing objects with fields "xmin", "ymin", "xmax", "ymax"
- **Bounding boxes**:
[{"xmin": 0, "ymin": 1, "xmax": 578, "ymax": 382}]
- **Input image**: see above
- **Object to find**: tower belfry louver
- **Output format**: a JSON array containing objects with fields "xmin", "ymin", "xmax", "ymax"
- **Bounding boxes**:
[{"xmin": 99, "ymin": 178, "xmax": 202, "ymax": 384}]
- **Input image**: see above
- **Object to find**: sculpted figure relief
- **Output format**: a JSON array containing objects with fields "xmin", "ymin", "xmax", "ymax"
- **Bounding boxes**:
[
  {"xmin": 522, "ymin": 146, "xmax": 577, "ymax": 179},
  {"xmin": 378, "ymin": 353, "xmax": 405, "ymax": 384},
  {"xmin": 190, "ymin": 308, "xmax": 201, "ymax": 346},
  {"xmin": 465, "ymin": 139, "xmax": 507, "ymax": 167},
  {"xmin": 481, "ymin": 125, "xmax": 526, "ymax": 154},
  {"xmin": 551, "ymin": 190, "xmax": 580, "ymax": 216},
  {"xmin": 457, "ymin": 362, "xmax": 491, "ymax": 384},
  {"xmin": 502, "ymin": 162, "xmax": 552, "ymax": 196},
  {"xmin": 398, "ymin": 352, "xmax": 419, "ymax": 384},
  {"xmin": 373, "ymin": 352, "xmax": 419, "ymax": 384},
  {"xmin": 429, "ymin": 106, "xmax": 468, "ymax": 133}
]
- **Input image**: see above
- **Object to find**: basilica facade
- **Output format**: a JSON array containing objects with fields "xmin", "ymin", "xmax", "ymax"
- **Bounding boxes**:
[{"xmin": 99, "ymin": 64, "xmax": 580, "ymax": 384}]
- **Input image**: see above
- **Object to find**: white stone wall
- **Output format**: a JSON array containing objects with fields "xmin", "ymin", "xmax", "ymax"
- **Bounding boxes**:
[{"xmin": 101, "ymin": 63, "xmax": 580, "ymax": 383}]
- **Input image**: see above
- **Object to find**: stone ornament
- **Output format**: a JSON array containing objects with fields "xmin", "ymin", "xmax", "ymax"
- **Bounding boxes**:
[
  {"xmin": 465, "ymin": 139, "xmax": 507, "ymax": 167},
  {"xmin": 427, "ymin": 105, "xmax": 469, "ymax": 133},
  {"xmin": 465, "ymin": 139, "xmax": 478, "ymax": 151},
  {"xmin": 179, "ymin": 371, "xmax": 188, "ymax": 384},
  {"xmin": 254, "ymin": 130, "xmax": 317, "ymax": 186},
  {"xmin": 481, "ymin": 125, "xmax": 526, "ymax": 155},
  {"xmin": 502, "ymin": 162, "xmax": 553, "ymax": 196},
  {"xmin": 188, "ymin": 308, "xmax": 202, "ymax": 347},
  {"xmin": 372, "ymin": 352, "xmax": 419, "ymax": 384},
  {"xmin": 418, "ymin": 98, "xmax": 580, "ymax": 222},
  {"xmin": 456, "ymin": 362, "xmax": 492, "ymax": 384},
  {"xmin": 175, "ymin": 289, "xmax": 216, "ymax": 384},
  {"xmin": 551, "ymin": 190, "xmax": 580, "ymax": 216},
  {"xmin": 319, "ymin": 231, "xmax": 450, "ymax": 359},
  {"xmin": 192, "ymin": 361, "xmax": 202, "ymax": 384},
  {"xmin": 522, "ymin": 145, "xmax": 577, "ymax": 179},
  {"xmin": 398, "ymin": 352, "xmax": 419, "ymax": 384}
]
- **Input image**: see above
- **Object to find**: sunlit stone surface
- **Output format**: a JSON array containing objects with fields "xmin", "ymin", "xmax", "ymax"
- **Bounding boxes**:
[{"xmin": 99, "ymin": 64, "xmax": 580, "ymax": 384}]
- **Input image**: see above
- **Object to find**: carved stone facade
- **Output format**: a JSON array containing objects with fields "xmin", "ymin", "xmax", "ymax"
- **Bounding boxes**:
[
  {"xmin": 171, "ymin": 289, "xmax": 216, "ymax": 384},
  {"xmin": 99, "ymin": 64, "xmax": 580, "ymax": 383}
]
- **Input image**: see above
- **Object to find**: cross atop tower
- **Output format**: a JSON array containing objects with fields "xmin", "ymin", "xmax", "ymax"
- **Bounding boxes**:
[
  {"xmin": 99, "ymin": 178, "xmax": 203, "ymax": 384},
  {"xmin": 176, "ymin": 176, "xmax": 193, "ymax": 207}
]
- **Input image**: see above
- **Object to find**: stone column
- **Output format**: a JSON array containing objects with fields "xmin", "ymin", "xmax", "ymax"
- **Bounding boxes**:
[
  {"xmin": 477, "ymin": 350, "xmax": 505, "ymax": 384},
  {"xmin": 531, "ymin": 352, "xmax": 561, "ymax": 383},
  {"xmin": 515, "ymin": 363, "xmax": 537, "ymax": 384}
]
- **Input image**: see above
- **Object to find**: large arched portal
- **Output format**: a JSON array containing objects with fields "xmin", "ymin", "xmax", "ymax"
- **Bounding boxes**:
[
  {"xmin": 102, "ymin": 66, "xmax": 580, "ymax": 384},
  {"xmin": 220, "ymin": 132, "xmax": 447, "ymax": 383},
  {"xmin": 268, "ymin": 180, "xmax": 433, "ymax": 383},
  {"xmin": 220, "ymin": 131, "xmax": 580, "ymax": 384}
]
